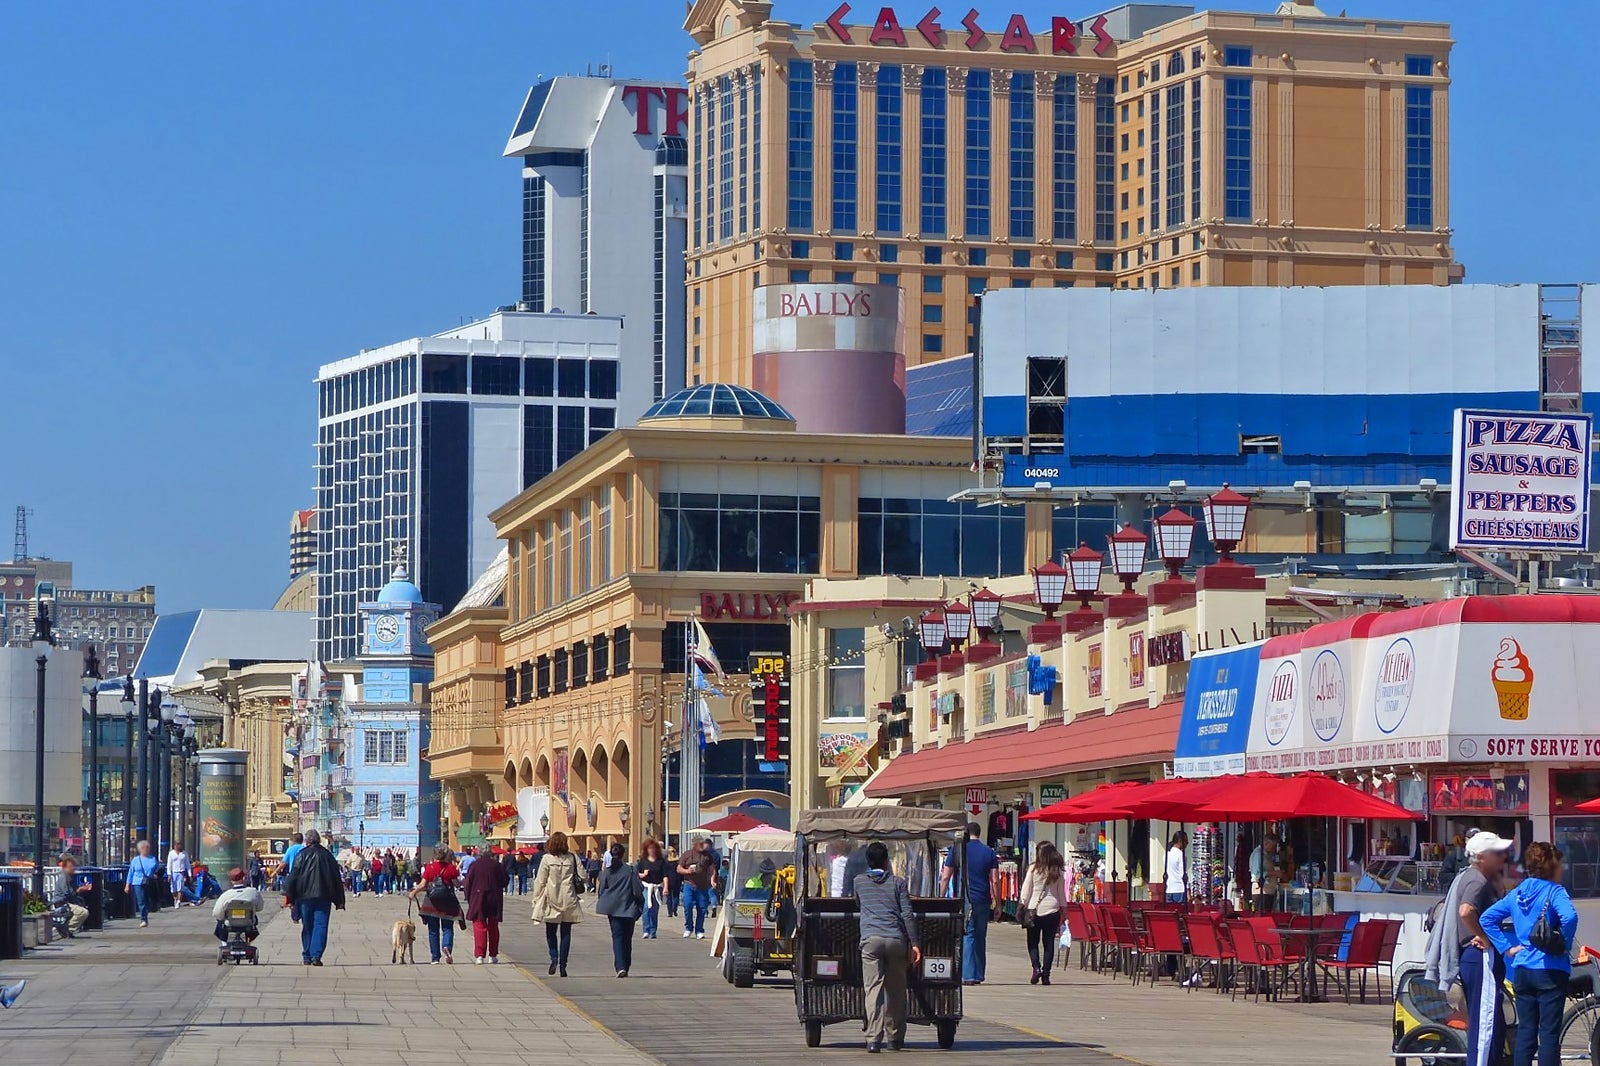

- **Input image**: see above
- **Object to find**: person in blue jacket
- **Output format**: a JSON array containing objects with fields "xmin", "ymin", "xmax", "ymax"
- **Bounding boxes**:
[{"xmin": 1481, "ymin": 842, "xmax": 1579, "ymax": 1066}]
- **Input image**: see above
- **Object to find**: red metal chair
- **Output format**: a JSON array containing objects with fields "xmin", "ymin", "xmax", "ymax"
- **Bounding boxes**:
[
  {"xmin": 1103, "ymin": 905, "xmax": 1141, "ymax": 979},
  {"xmin": 1223, "ymin": 920, "xmax": 1276, "ymax": 1003},
  {"xmin": 1064, "ymin": 903, "xmax": 1091, "ymax": 971},
  {"xmin": 1182, "ymin": 912, "xmax": 1236, "ymax": 994},
  {"xmin": 1143, "ymin": 909, "xmax": 1188, "ymax": 987},
  {"xmin": 1374, "ymin": 918, "xmax": 1403, "ymax": 1000},
  {"xmin": 1317, "ymin": 919, "xmax": 1384, "ymax": 1003},
  {"xmin": 1080, "ymin": 902, "xmax": 1110, "ymax": 973}
]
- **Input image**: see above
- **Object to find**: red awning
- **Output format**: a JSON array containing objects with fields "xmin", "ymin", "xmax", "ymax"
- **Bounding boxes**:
[{"xmin": 864, "ymin": 700, "xmax": 1183, "ymax": 798}]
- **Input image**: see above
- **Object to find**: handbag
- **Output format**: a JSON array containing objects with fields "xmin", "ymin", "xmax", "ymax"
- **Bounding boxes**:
[
  {"xmin": 570, "ymin": 858, "xmax": 587, "ymax": 895},
  {"xmin": 1019, "ymin": 906, "xmax": 1037, "ymax": 929},
  {"xmin": 1530, "ymin": 887, "xmax": 1568, "ymax": 956}
]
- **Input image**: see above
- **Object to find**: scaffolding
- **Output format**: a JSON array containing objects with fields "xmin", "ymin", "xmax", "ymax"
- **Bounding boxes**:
[{"xmin": 1539, "ymin": 283, "xmax": 1583, "ymax": 413}]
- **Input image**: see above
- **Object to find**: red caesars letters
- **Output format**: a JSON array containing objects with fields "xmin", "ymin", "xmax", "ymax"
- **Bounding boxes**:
[{"xmin": 870, "ymin": 6, "xmax": 908, "ymax": 46}]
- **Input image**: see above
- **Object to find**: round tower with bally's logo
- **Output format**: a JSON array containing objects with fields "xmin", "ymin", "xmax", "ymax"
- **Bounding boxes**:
[{"xmin": 752, "ymin": 282, "xmax": 906, "ymax": 434}]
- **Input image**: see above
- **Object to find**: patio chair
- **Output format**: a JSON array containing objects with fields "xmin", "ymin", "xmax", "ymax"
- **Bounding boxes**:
[
  {"xmin": 1250, "ymin": 915, "xmax": 1306, "ymax": 971},
  {"xmin": 1080, "ymin": 902, "xmax": 1110, "ymax": 973},
  {"xmin": 1374, "ymin": 918, "xmax": 1403, "ymax": 1001},
  {"xmin": 1143, "ymin": 909, "xmax": 1188, "ymax": 988},
  {"xmin": 1182, "ymin": 912, "xmax": 1236, "ymax": 994},
  {"xmin": 1103, "ymin": 905, "xmax": 1141, "ymax": 979},
  {"xmin": 1224, "ymin": 920, "xmax": 1279, "ymax": 1003},
  {"xmin": 1317, "ymin": 919, "xmax": 1384, "ymax": 1004},
  {"xmin": 1064, "ymin": 903, "xmax": 1091, "ymax": 970}
]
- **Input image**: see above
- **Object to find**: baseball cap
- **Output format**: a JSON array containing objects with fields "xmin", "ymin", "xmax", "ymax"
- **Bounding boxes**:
[
  {"xmin": 1465, "ymin": 831, "xmax": 1514, "ymax": 857},
  {"xmin": 229, "ymin": 866, "xmax": 247, "ymax": 883}
]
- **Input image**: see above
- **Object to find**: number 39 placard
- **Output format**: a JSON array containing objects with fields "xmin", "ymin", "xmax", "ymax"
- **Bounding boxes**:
[{"xmin": 923, "ymin": 956, "xmax": 953, "ymax": 980}]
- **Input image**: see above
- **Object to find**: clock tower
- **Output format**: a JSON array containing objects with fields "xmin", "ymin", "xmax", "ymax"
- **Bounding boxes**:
[{"xmin": 359, "ymin": 551, "xmax": 440, "ymax": 703}]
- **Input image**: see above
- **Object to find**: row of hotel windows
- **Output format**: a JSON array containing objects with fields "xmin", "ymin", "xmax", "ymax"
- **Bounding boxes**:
[
  {"xmin": 697, "ymin": 69, "xmax": 762, "ymax": 247},
  {"xmin": 319, "ymin": 356, "xmax": 621, "ymax": 419},
  {"xmin": 505, "ymin": 627, "xmax": 632, "ymax": 706},
  {"xmin": 771, "ymin": 50, "xmax": 1436, "ymax": 243},
  {"xmin": 362, "ymin": 792, "xmax": 410, "ymax": 819}
]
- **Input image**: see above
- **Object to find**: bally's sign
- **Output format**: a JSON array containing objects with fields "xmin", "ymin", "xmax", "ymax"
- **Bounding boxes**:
[
  {"xmin": 823, "ymin": 5, "xmax": 1114, "ymax": 56},
  {"xmin": 1449, "ymin": 409, "xmax": 1593, "ymax": 552}
]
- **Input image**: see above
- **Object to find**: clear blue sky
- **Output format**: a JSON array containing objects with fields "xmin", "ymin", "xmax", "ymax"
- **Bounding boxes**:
[{"xmin": 1, "ymin": 1, "xmax": 1594, "ymax": 614}]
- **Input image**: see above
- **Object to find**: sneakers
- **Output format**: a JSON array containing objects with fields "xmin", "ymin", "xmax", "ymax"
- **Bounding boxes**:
[
  {"xmin": 695, "ymin": 932, "xmax": 706, "ymax": 940},
  {"xmin": 682, "ymin": 929, "xmax": 692, "ymax": 938},
  {"xmin": 431, "ymin": 960, "xmax": 441, "ymax": 966},
  {"xmin": 443, "ymin": 951, "xmax": 452, "ymax": 965},
  {"xmin": 616, "ymin": 969, "xmax": 627, "ymax": 978},
  {"xmin": 0, "ymin": 980, "xmax": 24, "ymax": 1009},
  {"xmin": 474, "ymin": 957, "xmax": 485, "ymax": 965},
  {"xmin": 139, "ymin": 920, "xmax": 148, "ymax": 928},
  {"xmin": 489, "ymin": 956, "xmax": 500, "ymax": 964}
]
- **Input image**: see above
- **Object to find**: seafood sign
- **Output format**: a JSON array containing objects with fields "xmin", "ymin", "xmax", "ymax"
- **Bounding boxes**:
[{"xmin": 1450, "ymin": 409, "xmax": 1592, "ymax": 550}]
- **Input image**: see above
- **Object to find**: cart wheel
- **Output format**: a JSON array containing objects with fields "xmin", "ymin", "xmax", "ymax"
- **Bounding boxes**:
[
  {"xmin": 936, "ymin": 1021, "xmax": 958, "ymax": 1050},
  {"xmin": 804, "ymin": 1022, "xmax": 823, "ymax": 1048},
  {"xmin": 1396, "ymin": 1024, "xmax": 1464, "ymax": 1066},
  {"xmin": 733, "ymin": 947, "xmax": 757, "ymax": 989},
  {"xmin": 722, "ymin": 947, "xmax": 735, "ymax": 984},
  {"xmin": 251, "ymin": 956, "xmax": 259, "ymax": 965},
  {"xmin": 216, "ymin": 955, "xmax": 225, "ymax": 966}
]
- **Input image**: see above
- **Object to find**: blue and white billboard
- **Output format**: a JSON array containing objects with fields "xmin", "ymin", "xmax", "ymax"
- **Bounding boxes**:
[
  {"xmin": 1173, "ymin": 642, "xmax": 1263, "ymax": 778},
  {"xmin": 978, "ymin": 285, "xmax": 1600, "ymax": 490}
]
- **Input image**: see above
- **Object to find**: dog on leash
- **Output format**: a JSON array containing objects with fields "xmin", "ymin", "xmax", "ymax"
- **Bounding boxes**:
[{"xmin": 390, "ymin": 918, "xmax": 417, "ymax": 964}]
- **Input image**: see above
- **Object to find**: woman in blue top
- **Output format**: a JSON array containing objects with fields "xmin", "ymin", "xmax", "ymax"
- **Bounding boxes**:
[
  {"xmin": 1481, "ymin": 842, "xmax": 1580, "ymax": 1066},
  {"xmin": 124, "ymin": 839, "xmax": 161, "ymax": 927}
]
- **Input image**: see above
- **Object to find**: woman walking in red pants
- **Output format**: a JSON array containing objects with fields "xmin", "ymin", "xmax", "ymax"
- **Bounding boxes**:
[{"xmin": 464, "ymin": 845, "xmax": 511, "ymax": 964}]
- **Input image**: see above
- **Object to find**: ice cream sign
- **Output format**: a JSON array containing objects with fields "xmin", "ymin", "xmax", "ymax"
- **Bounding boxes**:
[
  {"xmin": 1491, "ymin": 638, "xmax": 1533, "ymax": 721},
  {"xmin": 1450, "ymin": 408, "xmax": 1593, "ymax": 551}
]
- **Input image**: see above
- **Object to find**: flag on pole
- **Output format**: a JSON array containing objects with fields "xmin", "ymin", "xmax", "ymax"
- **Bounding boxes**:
[
  {"xmin": 693, "ymin": 665, "xmax": 723, "ymax": 747},
  {"xmin": 690, "ymin": 618, "xmax": 725, "ymax": 681}
]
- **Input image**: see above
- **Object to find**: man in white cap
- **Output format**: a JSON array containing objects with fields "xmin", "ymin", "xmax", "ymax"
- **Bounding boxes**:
[{"xmin": 1427, "ymin": 830, "xmax": 1513, "ymax": 1066}]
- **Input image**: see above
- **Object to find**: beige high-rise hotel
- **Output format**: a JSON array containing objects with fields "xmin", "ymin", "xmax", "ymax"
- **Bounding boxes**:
[{"xmin": 683, "ymin": 0, "xmax": 1456, "ymax": 385}]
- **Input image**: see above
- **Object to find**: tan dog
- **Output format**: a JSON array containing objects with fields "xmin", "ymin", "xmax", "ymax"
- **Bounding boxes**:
[{"xmin": 390, "ymin": 918, "xmax": 417, "ymax": 964}]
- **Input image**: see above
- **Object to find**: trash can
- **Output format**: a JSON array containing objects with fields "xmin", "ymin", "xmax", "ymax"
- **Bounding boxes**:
[
  {"xmin": 103, "ymin": 867, "xmax": 131, "ymax": 920},
  {"xmin": 76, "ymin": 868, "xmax": 106, "ymax": 931},
  {"xmin": 0, "ymin": 875, "xmax": 22, "ymax": 960}
]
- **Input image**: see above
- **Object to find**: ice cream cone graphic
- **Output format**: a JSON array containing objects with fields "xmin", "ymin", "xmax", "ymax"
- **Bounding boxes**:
[{"xmin": 1491, "ymin": 638, "xmax": 1534, "ymax": 721}]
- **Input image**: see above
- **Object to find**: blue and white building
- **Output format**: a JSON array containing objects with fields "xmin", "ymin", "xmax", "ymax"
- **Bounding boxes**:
[{"xmin": 344, "ymin": 561, "xmax": 441, "ymax": 852}]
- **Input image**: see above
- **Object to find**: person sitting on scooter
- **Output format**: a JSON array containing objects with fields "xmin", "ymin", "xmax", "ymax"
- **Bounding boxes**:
[
  {"xmin": 211, "ymin": 867, "xmax": 264, "ymax": 943},
  {"xmin": 48, "ymin": 856, "xmax": 93, "ymax": 937}
]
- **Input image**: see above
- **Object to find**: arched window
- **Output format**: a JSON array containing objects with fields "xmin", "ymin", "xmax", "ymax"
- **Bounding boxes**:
[{"xmin": 1167, "ymin": 52, "xmax": 1185, "ymax": 77}]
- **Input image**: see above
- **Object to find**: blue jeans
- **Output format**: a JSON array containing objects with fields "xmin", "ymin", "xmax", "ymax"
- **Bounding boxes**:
[
  {"xmin": 1512, "ymin": 968, "xmax": 1566, "ymax": 1066},
  {"xmin": 962, "ymin": 902, "xmax": 992, "ymax": 983},
  {"xmin": 298, "ymin": 900, "xmax": 332, "ymax": 962},
  {"xmin": 1460, "ymin": 944, "xmax": 1506, "ymax": 1066},
  {"xmin": 423, "ymin": 914, "xmax": 455, "ymax": 962},
  {"xmin": 546, "ymin": 921, "xmax": 573, "ymax": 966},
  {"xmin": 666, "ymin": 884, "xmax": 680, "ymax": 916},
  {"xmin": 643, "ymin": 894, "xmax": 660, "ymax": 938},
  {"xmin": 351, "ymin": 872, "xmax": 363, "ymax": 894},
  {"xmin": 517, "ymin": 874, "xmax": 529, "ymax": 895},
  {"xmin": 683, "ymin": 885, "xmax": 712, "ymax": 934},
  {"xmin": 131, "ymin": 884, "xmax": 149, "ymax": 921}
]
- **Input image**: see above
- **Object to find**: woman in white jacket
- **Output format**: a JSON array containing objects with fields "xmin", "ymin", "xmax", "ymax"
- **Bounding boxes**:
[{"xmin": 1020, "ymin": 842, "xmax": 1073, "ymax": 985}]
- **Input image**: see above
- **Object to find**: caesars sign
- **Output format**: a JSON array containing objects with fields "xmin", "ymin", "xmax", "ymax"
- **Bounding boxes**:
[{"xmin": 1450, "ymin": 409, "xmax": 1593, "ymax": 552}]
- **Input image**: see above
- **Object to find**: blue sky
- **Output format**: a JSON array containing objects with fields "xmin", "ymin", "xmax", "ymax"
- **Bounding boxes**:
[{"xmin": 0, "ymin": 1, "xmax": 1594, "ymax": 614}]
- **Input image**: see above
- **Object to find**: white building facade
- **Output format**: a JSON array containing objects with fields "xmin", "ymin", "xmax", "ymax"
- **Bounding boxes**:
[
  {"xmin": 508, "ymin": 75, "xmax": 688, "ymax": 407},
  {"xmin": 0, "ymin": 644, "xmax": 83, "ymax": 863}
]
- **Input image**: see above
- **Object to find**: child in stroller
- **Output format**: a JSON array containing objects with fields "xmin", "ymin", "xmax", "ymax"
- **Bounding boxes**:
[{"xmin": 211, "ymin": 866, "xmax": 265, "ymax": 965}]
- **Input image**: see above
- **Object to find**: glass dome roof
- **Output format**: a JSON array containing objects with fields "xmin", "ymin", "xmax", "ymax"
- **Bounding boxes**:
[{"xmin": 641, "ymin": 383, "xmax": 795, "ymax": 422}]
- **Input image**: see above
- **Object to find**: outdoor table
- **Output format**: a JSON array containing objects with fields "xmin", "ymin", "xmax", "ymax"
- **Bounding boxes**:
[{"xmin": 1273, "ymin": 926, "xmax": 1346, "ymax": 1003}]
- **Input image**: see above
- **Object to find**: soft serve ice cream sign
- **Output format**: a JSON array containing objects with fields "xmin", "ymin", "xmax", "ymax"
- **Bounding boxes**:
[{"xmin": 1491, "ymin": 638, "xmax": 1534, "ymax": 721}]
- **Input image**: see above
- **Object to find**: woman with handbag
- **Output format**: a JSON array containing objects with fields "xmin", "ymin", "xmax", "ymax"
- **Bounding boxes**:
[
  {"xmin": 1018, "ymin": 842, "xmax": 1072, "ymax": 986},
  {"xmin": 410, "ymin": 845, "xmax": 464, "ymax": 965},
  {"xmin": 530, "ymin": 831, "xmax": 585, "ymax": 976},
  {"xmin": 1482, "ymin": 842, "xmax": 1580, "ymax": 1066}
]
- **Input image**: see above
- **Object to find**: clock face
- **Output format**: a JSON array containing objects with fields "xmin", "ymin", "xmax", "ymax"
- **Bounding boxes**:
[{"xmin": 374, "ymin": 615, "xmax": 400, "ymax": 645}]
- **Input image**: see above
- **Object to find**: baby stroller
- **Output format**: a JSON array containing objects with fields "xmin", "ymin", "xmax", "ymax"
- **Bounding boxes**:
[{"xmin": 217, "ymin": 901, "xmax": 260, "ymax": 966}]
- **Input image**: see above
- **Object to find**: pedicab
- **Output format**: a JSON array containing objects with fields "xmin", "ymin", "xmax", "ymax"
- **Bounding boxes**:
[
  {"xmin": 791, "ymin": 807, "xmax": 967, "ymax": 1050},
  {"xmin": 719, "ymin": 827, "xmax": 798, "ymax": 988}
]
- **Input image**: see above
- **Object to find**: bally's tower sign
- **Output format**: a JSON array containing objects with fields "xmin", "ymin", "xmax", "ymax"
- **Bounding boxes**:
[
  {"xmin": 753, "ymin": 283, "xmax": 907, "ymax": 435},
  {"xmin": 1450, "ymin": 409, "xmax": 1593, "ymax": 552}
]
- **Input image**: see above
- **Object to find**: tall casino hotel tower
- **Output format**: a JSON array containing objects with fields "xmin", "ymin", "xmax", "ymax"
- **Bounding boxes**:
[{"xmin": 683, "ymin": 1, "xmax": 1455, "ymax": 386}]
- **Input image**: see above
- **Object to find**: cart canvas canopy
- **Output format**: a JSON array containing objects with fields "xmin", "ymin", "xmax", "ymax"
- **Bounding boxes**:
[{"xmin": 792, "ymin": 807, "xmax": 967, "ymax": 842}]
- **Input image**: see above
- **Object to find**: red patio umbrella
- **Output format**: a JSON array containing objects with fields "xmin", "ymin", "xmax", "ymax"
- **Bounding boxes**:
[
  {"xmin": 695, "ymin": 810, "xmax": 771, "ymax": 834},
  {"xmin": 1023, "ymin": 780, "xmax": 1145, "ymax": 823},
  {"xmin": 1575, "ymin": 796, "xmax": 1600, "ymax": 813},
  {"xmin": 1189, "ymin": 771, "xmax": 1423, "ymax": 821}
]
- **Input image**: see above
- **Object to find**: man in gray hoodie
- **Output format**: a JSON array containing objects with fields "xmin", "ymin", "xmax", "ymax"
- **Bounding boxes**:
[
  {"xmin": 1425, "ymin": 831, "xmax": 1512, "ymax": 1066},
  {"xmin": 853, "ymin": 842, "xmax": 922, "ymax": 1053}
]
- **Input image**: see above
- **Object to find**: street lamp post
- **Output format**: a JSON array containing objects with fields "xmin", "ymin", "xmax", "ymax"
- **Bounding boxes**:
[
  {"xmin": 1106, "ymin": 522, "xmax": 1150, "ymax": 618},
  {"xmin": 158, "ymin": 696, "xmax": 177, "ymax": 852},
  {"xmin": 1150, "ymin": 506, "xmax": 1199, "ymax": 604},
  {"xmin": 119, "ymin": 679, "xmax": 136, "ymax": 863},
  {"xmin": 82, "ymin": 645, "xmax": 102, "ymax": 865},
  {"xmin": 135, "ymin": 681, "xmax": 151, "ymax": 844},
  {"xmin": 31, "ymin": 596, "xmax": 56, "ymax": 898},
  {"xmin": 359, "ymin": 819, "xmax": 365, "ymax": 849},
  {"xmin": 1063, "ymin": 543, "xmax": 1106, "ymax": 635},
  {"xmin": 1198, "ymin": 483, "xmax": 1261, "ymax": 591},
  {"xmin": 1029, "ymin": 559, "xmax": 1069, "ymax": 642},
  {"xmin": 912, "ymin": 608, "xmax": 947, "ymax": 682}
]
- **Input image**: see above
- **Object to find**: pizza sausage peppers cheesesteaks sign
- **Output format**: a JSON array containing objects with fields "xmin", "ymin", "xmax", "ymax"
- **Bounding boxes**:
[{"xmin": 1450, "ymin": 409, "xmax": 1593, "ymax": 551}]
